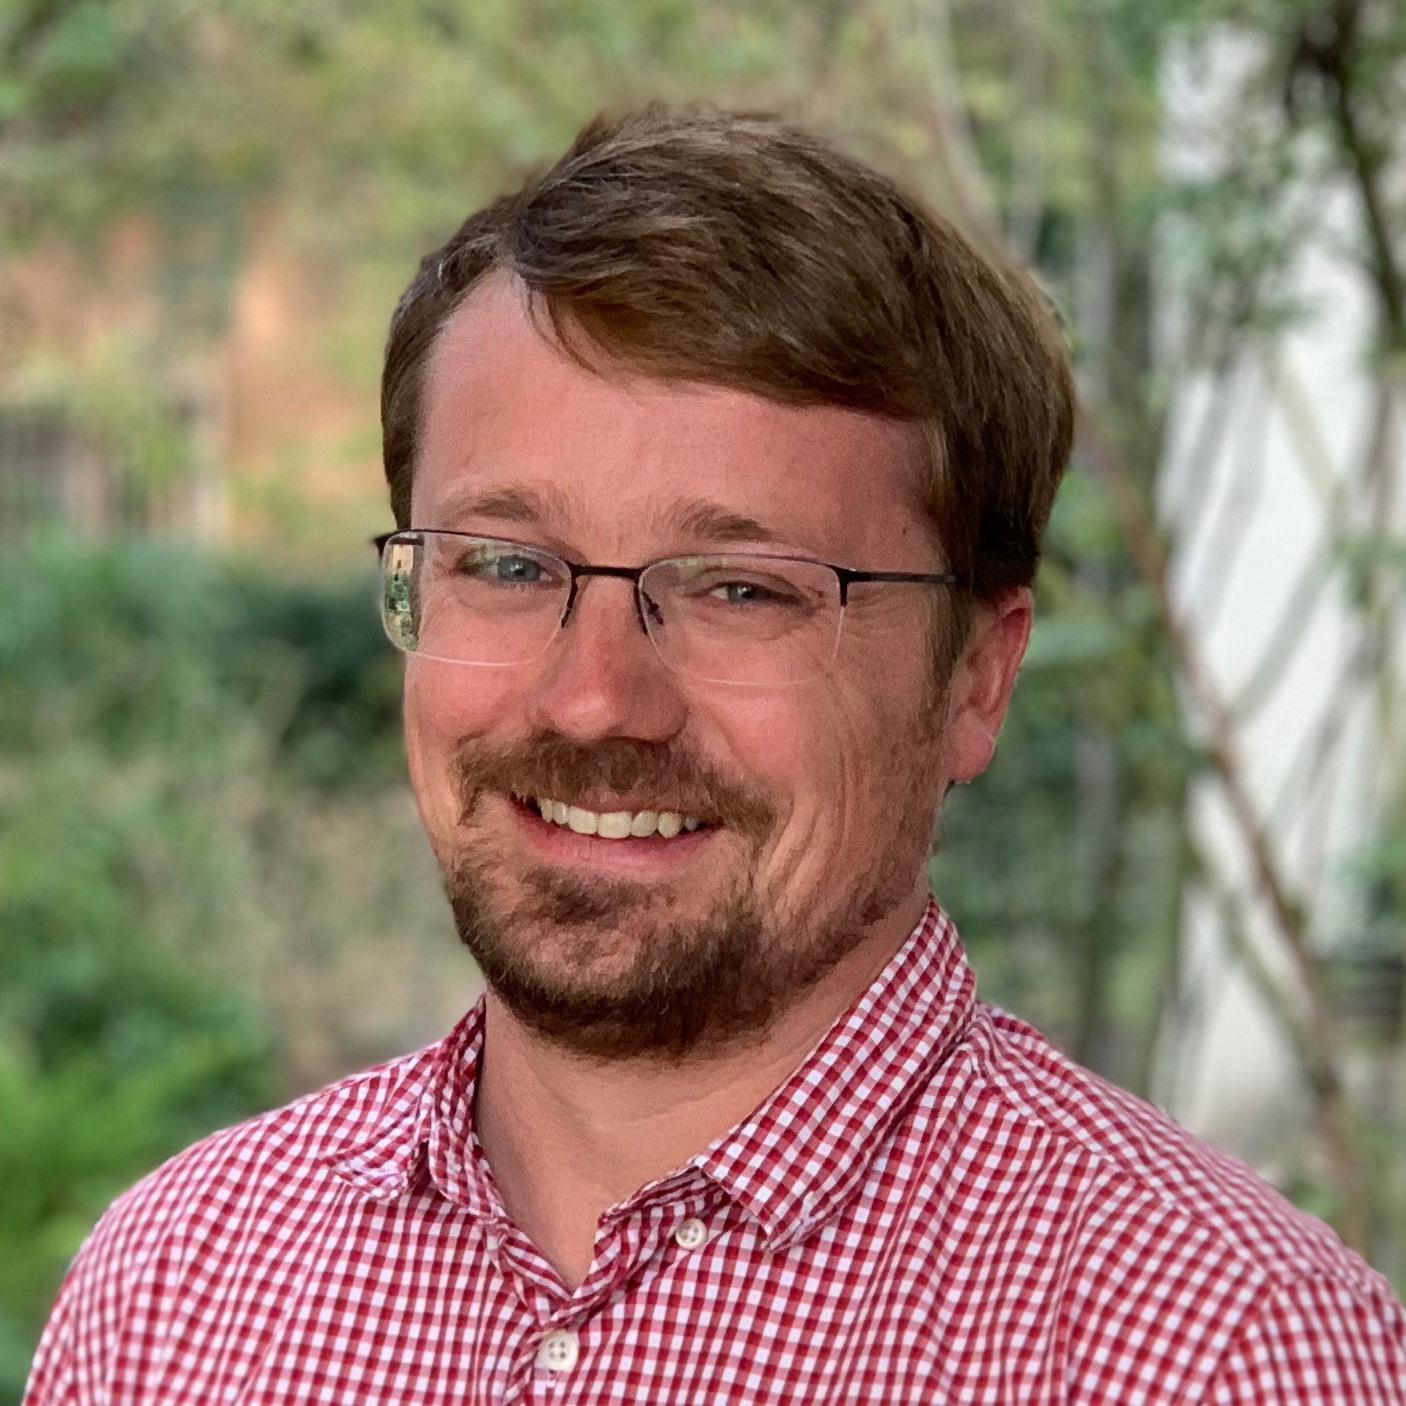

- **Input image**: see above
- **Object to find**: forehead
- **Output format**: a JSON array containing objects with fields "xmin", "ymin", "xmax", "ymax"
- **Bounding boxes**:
[{"xmin": 415, "ymin": 275, "xmax": 930, "ymax": 562}]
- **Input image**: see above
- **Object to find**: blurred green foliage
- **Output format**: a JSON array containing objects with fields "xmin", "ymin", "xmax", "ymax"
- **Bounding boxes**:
[
  {"xmin": 936, "ymin": 463, "xmax": 1197, "ymax": 1087},
  {"xmin": 0, "ymin": 540, "xmax": 408, "ymax": 1397},
  {"xmin": 0, "ymin": 540, "xmax": 402, "ymax": 784}
]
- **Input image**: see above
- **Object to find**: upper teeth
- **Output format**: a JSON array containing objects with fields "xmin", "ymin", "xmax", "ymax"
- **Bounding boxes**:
[{"xmin": 532, "ymin": 797, "xmax": 703, "ymax": 839}]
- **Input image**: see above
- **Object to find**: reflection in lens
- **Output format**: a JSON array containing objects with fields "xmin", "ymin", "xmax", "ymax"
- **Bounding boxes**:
[{"xmin": 382, "ymin": 536, "xmax": 422, "ymax": 650}]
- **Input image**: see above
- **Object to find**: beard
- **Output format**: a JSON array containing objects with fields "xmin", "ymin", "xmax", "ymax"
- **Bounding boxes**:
[{"xmin": 439, "ymin": 729, "xmax": 942, "ymax": 1062}]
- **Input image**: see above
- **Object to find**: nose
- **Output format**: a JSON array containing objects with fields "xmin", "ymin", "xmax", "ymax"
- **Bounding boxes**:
[{"xmin": 525, "ymin": 576, "xmax": 688, "ymax": 744}]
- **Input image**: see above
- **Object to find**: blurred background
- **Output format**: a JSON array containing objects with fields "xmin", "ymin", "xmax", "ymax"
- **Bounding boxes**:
[{"xmin": 1, "ymin": 0, "xmax": 1403, "ymax": 1393}]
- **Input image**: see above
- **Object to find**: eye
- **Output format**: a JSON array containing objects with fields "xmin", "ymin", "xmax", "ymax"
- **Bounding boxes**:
[
  {"xmin": 711, "ymin": 579, "xmax": 793, "ymax": 607},
  {"xmin": 453, "ymin": 546, "xmax": 559, "ymax": 587},
  {"xmin": 683, "ymin": 570, "xmax": 811, "ymax": 612},
  {"xmin": 490, "ymin": 553, "xmax": 546, "ymax": 583},
  {"xmin": 653, "ymin": 556, "xmax": 828, "ymax": 622}
]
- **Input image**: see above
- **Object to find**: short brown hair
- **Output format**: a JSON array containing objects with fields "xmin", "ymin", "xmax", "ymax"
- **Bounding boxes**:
[{"xmin": 381, "ymin": 107, "xmax": 1074, "ymax": 601}]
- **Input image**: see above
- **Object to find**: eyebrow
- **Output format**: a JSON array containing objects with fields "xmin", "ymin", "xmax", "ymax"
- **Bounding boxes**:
[
  {"xmin": 666, "ymin": 497, "xmax": 781, "ymax": 546},
  {"xmin": 428, "ymin": 483, "xmax": 574, "ymax": 529},
  {"xmin": 425, "ymin": 484, "xmax": 788, "ymax": 548}
]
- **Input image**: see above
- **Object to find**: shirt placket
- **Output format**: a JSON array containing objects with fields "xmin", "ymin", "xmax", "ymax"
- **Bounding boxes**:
[{"xmin": 494, "ymin": 1184, "xmax": 725, "ymax": 1403}]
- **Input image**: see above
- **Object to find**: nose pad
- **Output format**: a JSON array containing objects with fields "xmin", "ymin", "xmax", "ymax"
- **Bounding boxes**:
[
  {"xmin": 558, "ymin": 579, "xmax": 580, "ymax": 629},
  {"xmin": 640, "ymin": 588, "xmax": 665, "ymax": 631}
]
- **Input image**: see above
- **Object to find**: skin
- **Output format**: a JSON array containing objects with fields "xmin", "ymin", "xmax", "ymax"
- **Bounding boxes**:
[{"xmin": 405, "ymin": 273, "xmax": 1031, "ymax": 1288}]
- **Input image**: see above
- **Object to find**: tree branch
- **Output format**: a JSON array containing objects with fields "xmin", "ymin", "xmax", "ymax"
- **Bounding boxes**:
[{"xmin": 1079, "ymin": 408, "xmax": 1369, "ymax": 1247}]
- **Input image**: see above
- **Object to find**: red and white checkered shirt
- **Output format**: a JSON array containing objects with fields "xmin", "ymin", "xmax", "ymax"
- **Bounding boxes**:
[{"xmin": 26, "ymin": 902, "xmax": 1406, "ymax": 1404}]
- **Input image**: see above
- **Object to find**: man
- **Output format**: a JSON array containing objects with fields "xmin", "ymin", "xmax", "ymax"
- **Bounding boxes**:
[{"xmin": 26, "ymin": 108, "xmax": 1406, "ymax": 1404}]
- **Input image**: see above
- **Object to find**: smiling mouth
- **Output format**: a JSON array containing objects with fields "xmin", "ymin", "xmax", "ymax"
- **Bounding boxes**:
[{"xmin": 511, "ymin": 792, "xmax": 707, "ymax": 840}]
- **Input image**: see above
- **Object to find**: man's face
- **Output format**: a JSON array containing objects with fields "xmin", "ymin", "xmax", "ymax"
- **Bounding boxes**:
[{"xmin": 404, "ymin": 275, "xmax": 1025, "ymax": 1060}]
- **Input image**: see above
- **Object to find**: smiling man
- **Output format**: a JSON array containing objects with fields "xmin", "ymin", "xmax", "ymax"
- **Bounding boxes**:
[{"xmin": 27, "ymin": 109, "xmax": 1406, "ymax": 1405}]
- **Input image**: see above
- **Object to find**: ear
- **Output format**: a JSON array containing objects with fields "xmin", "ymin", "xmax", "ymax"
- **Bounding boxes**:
[{"xmin": 941, "ymin": 588, "xmax": 1032, "ymax": 784}]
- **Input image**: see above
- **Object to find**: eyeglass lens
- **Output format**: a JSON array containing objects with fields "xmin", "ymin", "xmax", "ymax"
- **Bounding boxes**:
[{"xmin": 380, "ymin": 531, "xmax": 844, "ymax": 685}]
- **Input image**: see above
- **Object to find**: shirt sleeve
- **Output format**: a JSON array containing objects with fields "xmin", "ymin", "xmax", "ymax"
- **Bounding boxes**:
[
  {"xmin": 23, "ymin": 1262, "xmax": 86, "ymax": 1406},
  {"xmin": 23, "ymin": 1206, "xmax": 127, "ymax": 1406},
  {"xmin": 1206, "ymin": 1272, "xmax": 1406, "ymax": 1405}
]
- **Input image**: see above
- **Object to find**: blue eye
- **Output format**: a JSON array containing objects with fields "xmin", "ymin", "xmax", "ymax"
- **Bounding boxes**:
[
  {"xmin": 492, "ymin": 554, "xmax": 544, "ymax": 583},
  {"xmin": 715, "ymin": 580, "xmax": 781, "ymax": 606},
  {"xmin": 701, "ymin": 577, "xmax": 807, "ymax": 611},
  {"xmin": 452, "ymin": 549, "xmax": 556, "ymax": 587}
]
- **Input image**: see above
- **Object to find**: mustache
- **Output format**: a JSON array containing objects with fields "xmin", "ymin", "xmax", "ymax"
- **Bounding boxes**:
[{"xmin": 452, "ymin": 733, "xmax": 776, "ymax": 836}]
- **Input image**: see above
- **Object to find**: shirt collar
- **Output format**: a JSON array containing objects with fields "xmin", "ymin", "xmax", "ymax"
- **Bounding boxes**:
[
  {"xmin": 689, "ymin": 898, "xmax": 974, "ymax": 1249},
  {"xmin": 321, "ymin": 1004, "xmax": 496, "ymax": 1216},
  {"xmin": 325, "ymin": 898, "xmax": 974, "ymax": 1246}
]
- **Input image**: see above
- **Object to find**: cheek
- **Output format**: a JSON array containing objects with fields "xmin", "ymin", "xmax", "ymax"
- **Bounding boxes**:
[
  {"xmin": 404, "ymin": 662, "xmax": 519, "ymax": 828},
  {"xmin": 788, "ymin": 667, "xmax": 942, "ymax": 863},
  {"xmin": 713, "ymin": 688, "xmax": 879, "ymax": 860},
  {"xmin": 405, "ymin": 657, "xmax": 529, "ymax": 737}
]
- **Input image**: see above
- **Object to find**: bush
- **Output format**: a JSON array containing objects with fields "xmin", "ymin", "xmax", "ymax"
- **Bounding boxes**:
[{"xmin": 0, "ymin": 538, "xmax": 406, "ymax": 1399}]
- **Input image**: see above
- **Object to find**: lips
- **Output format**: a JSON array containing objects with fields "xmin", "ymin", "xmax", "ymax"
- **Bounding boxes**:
[{"xmin": 454, "ymin": 735, "xmax": 775, "ymax": 846}]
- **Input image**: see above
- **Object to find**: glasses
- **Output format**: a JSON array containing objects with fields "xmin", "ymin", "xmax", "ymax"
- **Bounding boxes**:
[{"xmin": 375, "ymin": 529, "xmax": 959, "ymax": 686}]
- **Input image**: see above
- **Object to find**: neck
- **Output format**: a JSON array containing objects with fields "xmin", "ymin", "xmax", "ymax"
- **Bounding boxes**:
[{"xmin": 472, "ymin": 886, "xmax": 928, "ymax": 1289}]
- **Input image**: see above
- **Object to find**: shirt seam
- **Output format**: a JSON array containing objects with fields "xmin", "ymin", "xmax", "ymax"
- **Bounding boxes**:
[
  {"xmin": 1201, "ymin": 1269, "xmax": 1406, "ymax": 1396},
  {"xmin": 968, "ymin": 1022, "xmax": 1349, "ymax": 1295}
]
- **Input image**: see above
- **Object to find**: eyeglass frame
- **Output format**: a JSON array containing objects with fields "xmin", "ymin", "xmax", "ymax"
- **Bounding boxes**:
[{"xmin": 371, "ymin": 528, "xmax": 963, "ymax": 672}]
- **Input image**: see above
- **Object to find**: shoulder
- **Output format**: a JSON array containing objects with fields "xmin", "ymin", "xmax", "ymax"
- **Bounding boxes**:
[
  {"xmin": 23, "ymin": 1043, "xmax": 440, "ymax": 1405},
  {"xmin": 941, "ymin": 1004, "xmax": 1406, "ymax": 1398},
  {"xmin": 1204, "ymin": 1270, "xmax": 1406, "ymax": 1403},
  {"xmin": 966, "ymin": 1004, "xmax": 1368, "ymax": 1288},
  {"xmin": 102, "ymin": 1040, "xmax": 438, "ymax": 1250}
]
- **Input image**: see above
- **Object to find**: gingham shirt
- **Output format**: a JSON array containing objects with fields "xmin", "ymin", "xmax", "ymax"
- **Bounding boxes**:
[{"xmin": 26, "ymin": 902, "xmax": 1406, "ymax": 1404}]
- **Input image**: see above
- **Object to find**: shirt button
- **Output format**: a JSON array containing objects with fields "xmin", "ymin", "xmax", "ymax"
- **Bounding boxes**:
[
  {"xmin": 536, "ymin": 1329, "xmax": 580, "ymax": 1372},
  {"xmin": 674, "ymin": 1217, "xmax": 709, "ymax": 1250}
]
